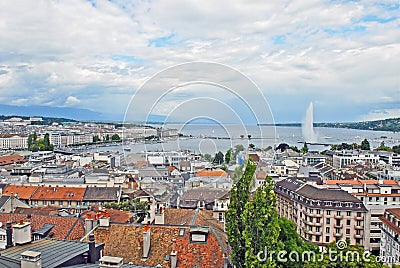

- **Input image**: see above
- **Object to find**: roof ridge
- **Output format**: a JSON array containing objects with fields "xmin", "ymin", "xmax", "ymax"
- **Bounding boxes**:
[
  {"xmin": 64, "ymin": 216, "xmax": 81, "ymax": 240},
  {"xmin": 209, "ymin": 226, "xmax": 230, "ymax": 262},
  {"xmin": 190, "ymin": 208, "xmax": 199, "ymax": 226}
]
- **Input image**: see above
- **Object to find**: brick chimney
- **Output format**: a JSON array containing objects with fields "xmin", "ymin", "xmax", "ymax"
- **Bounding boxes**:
[
  {"xmin": 13, "ymin": 221, "xmax": 31, "ymax": 245},
  {"xmin": 170, "ymin": 250, "xmax": 177, "ymax": 268},
  {"xmin": 142, "ymin": 225, "xmax": 151, "ymax": 259},
  {"xmin": 6, "ymin": 221, "xmax": 13, "ymax": 248},
  {"xmin": 154, "ymin": 207, "xmax": 164, "ymax": 225},
  {"xmin": 21, "ymin": 250, "xmax": 42, "ymax": 268},
  {"xmin": 85, "ymin": 214, "xmax": 94, "ymax": 235}
]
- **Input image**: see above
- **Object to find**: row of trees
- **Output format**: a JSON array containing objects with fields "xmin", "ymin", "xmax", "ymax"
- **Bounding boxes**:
[
  {"xmin": 330, "ymin": 139, "xmax": 400, "ymax": 153},
  {"xmin": 93, "ymin": 134, "xmax": 121, "ymax": 143},
  {"xmin": 226, "ymin": 159, "xmax": 383, "ymax": 267},
  {"xmin": 27, "ymin": 132, "xmax": 54, "ymax": 151}
]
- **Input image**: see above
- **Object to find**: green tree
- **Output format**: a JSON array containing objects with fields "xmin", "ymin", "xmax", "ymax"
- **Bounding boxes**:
[
  {"xmin": 27, "ymin": 132, "xmax": 36, "ymax": 150},
  {"xmin": 305, "ymin": 240, "xmax": 384, "ymax": 268},
  {"xmin": 226, "ymin": 159, "xmax": 257, "ymax": 268},
  {"xmin": 111, "ymin": 134, "xmax": 121, "ymax": 141},
  {"xmin": 375, "ymin": 141, "xmax": 393, "ymax": 152},
  {"xmin": 104, "ymin": 134, "xmax": 110, "ymax": 141},
  {"xmin": 361, "ymin": 139, "xmax": 370, "ymax": 150},
  {"xmin": 394, "ymin": 145, "xmax": 400, "ymax": 154},
  {"xmin": 43, "ymin": 133, "xmax": 53, "ymax": 151},
  {"xmin": 278, "ymin": 217, "xmax": 318, "ymax": 267},
  {"xmin": 301, "ymin": 142, "xmax": 309, "ymax": 154},
  {"xmin": 248, "ymin": 134, "xmax": 252, "ymax": 140},
  {"xmin": 213, "ymin": 151, "xmax": 224, "ymax": 165},
  {"xmin": 242, "ymin": 175, "xmax": 282, "ymax": 267},
  {"xmin": 204, "ymin": 153, "xmax": 212, "ymax": 162},
  {"xmin": 93, "ymin": 135, "xmax": 100, "ymax": 142},
  {"xmin": 249, "ymin": 143, "xmax": 255, "ymax": 150},
  {"xmin": 225, "ymin": 148, "xmax": 232, "ymax": 164}
]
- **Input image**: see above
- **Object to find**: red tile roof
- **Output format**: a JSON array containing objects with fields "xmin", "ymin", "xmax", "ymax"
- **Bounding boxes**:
[
  {"xmin": 3, "ymin": 185, "xmax": 38, "ymax": 200},
  {"xmin": 196, "ymin": 170, "xmax": 227, "ymax": 177},
  {"xmin": 0, "ymin": 213, "xmax": 85, "ymax": 240},
  {"xmin": 94, "ymin": 224, "xmax": 225, "ymax": 267},
  {"xmin": 0, "ymin": 155, "xmax": 25, "ymax": 166},
  {"xmin": 81, "ymin": 207, "xmax": 134, "ymax": 224},
  {"xmin": 30, "ymin": 186, "xmax": 86, "ymax": 201}
]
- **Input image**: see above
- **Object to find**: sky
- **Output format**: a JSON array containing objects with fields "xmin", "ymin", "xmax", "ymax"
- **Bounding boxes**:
[{"xmin": 0, "ymin": 0, "xmax": 399, "ymax": 124}]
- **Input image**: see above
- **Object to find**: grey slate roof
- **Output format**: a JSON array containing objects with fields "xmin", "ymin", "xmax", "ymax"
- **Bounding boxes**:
[
  {"xmin": 275, "ymin": 178, "xmax": 304, "ymax": 192},
  {"xmin": 0, "ymin": 195, "xmax": 10, "ymax": 208},
  {"xmin": 1, "ymin": 239, "xmax": 90, "ymax": 268},
  {"xmin": 0, "ymin": 256, "xmax": 20, "ymax": 268},
  {"xmin": 83, "ymin": 187, "xmax": 120, "ymax": 201},
  {"xmin": 296, "ymin": 184, "xmax": 362, "ymax": 202}
]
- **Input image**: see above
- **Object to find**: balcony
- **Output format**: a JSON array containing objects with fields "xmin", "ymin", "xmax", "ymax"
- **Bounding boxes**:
[
  {"xmin": 334, "ymin": 224, "xmax": 343, "ymax": 228},
  {"xmin": 355, "ymin": 225, "xmax": 364, "ymax": 230},
  {"xmin": 334, "ymin": 215, "xmax": 344, "ymax": 219},
  {"xmin": 354, "ymin": 215, "xmax": 364, "ymax": 220},
  {"xmin": 334, "ymin": 232, "xmax": 343, "ymax": 237},
  {"xmin": 354, "ymin": 234, "xmax": 363, "ymax": 239}
]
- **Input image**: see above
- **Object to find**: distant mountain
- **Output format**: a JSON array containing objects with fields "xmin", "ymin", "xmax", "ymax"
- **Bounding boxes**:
[
  {"xmin": 0, "ymin": 103, "xmax": 103, "ymax": 121},
  {"xmin": 315, "ymin": 117, "xmax": 400, "ymax": 132}
]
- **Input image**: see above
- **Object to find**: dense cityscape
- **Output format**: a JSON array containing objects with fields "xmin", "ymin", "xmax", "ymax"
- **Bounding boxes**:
[
  {"xmin": 1, "ymin": 0, "xmax": 400, "ymax": 267},
  {"xmin": 0, "ymin": 115, "xmax": 398, "ymax": 267}
]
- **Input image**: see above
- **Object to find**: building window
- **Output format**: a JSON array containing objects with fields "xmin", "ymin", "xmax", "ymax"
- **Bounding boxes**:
[
  {"xmin": 326, "ymin": 227, "xmax": 330, "ymax": 233},
  {"xmin": 357, "ymin": 212, "xmax": 362, "ymax": 217},
  {"xmin": 326, "ymin": 236, "xmax": 330, "ymax": 243},
  {"xmin": 316, "ymin": 235, "xmax": 320, "ymax": 242},
  {"xmin": 327, "ymin": 218, "xmax": 330, "ymax": 224},
  {"xmin": 50, "ymin": 200, "xmax": 55, "ymax": 205},
  {"xmin": 347, "ymin": 220, "xmax": 351, "ymax": 225},
  {"xmin": 347, "ymin": 211, "xmax": 351, "ymax": 216},
  {"xmin": 346, "ymin": 229, "xmax": 350, "ymax": 235},
  {"xmin": 327, "ymin": 211, "xmax": 331, "ymax": 215},
  {"xmin": 337, "ymin": 211, "xmax": 341, "ymax": 216}
]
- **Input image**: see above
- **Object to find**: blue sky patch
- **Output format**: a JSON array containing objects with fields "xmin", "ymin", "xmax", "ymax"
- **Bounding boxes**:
[
  {"xmin": 360, "ymin": 15, "xmax": 396, "ymax": 24},
  {"xmin": 148, "ymin": 34, "xmax": 176, "ymax": 47},
  {"xmin": 111, "ymin": 55, "xmax": 143, "ymax": 64},
  {"xmin": 271, "ymin": 35, "xmax": 286, "ymax": 45}
]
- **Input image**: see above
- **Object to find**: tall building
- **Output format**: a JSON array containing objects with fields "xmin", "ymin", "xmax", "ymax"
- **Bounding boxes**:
[{"xmin": 275, "ymin": 178, "xmax": 368, "ymax": 247}]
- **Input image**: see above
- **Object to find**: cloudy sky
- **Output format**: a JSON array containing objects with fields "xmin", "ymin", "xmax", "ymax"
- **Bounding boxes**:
[{"xmin": 0, "ymin": 0, "xmax": 399, "ymax": 123}]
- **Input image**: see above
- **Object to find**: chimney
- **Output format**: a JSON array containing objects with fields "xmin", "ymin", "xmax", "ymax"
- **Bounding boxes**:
[
  {"xmin": 170, "ymin": 250, "xmax": 177, "ymax": 268},
  {"xmin": 21, "ymin": 250, "xmax": 42, "ymax": 268},
  {"xmin": 223, "ymin": 253, "xmax": 229, "ymax": 268},
  {"xmin": 6, "ymin": 221, "xmax": 13, "ymax": 248},
  {"xmin": 142, "ymin": 225, "xmax": 151, "ymax": 259},
  {"xmin": 88, "ymin": 233, "xmax": 99, "ymax": 264},
  {"xmin": 99, "ymin": 256, "xmax": 123, "ymax": 268},
  {"xmin": 155, "ymin": 207, "xmax": 164, "ymax": 225},
  {"xmin": 99, "ymin": 212, "xmax": 110, "ymax": 227},
  {"xmin": 13, "ymin": 221, "xmax": 31, "ymax": 245},
  {"xmin": 85, "ymin": 214, "xmax": 94, "ymax": 235}
]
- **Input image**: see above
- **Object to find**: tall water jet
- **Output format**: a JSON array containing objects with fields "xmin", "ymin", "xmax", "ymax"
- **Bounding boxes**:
[{"xmin": 302, "ymin": 102, "xmax": 317, "ymax": 143}]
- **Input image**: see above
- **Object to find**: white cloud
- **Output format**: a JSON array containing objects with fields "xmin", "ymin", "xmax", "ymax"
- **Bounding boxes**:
[
  {"xmin": 361, "ymin": 108, "xmax": 400, "ymax": 121},
  {"xmin": 64, "ymin": 96, "xmax": 81, "ymax": 106},
  {"xmin": 0, "ymin": 0, "xmax": 398, "ymax": 122}
]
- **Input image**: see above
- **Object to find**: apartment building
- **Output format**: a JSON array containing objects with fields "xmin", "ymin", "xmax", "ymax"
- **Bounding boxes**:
[
  {"xmin": 380, "ymin": 208, "xmax": 400, "ymax": 266},
  {"xmin": 331, "ymin": 151, "xmax": 379, "ymax": 168},
  {"xmin": 275, "ymin": 178, "xmax": 368, "ymax": 248},
  {"xmin": 0, "ymin": 134, "xmax": 28, "ymax": 150},
  {"xmin": 326, "ymin": 179, "xmax": 400, "ymax": 252}
]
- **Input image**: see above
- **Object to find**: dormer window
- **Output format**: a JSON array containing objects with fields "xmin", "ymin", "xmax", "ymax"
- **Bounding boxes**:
[{"xmin": 189, "ymin": 227, "xmax": 209, "ymax": 243}]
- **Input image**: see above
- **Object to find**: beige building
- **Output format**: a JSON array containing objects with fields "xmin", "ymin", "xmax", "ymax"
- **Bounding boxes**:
[
  {"xmin": 0, "ymin": 134, "xmax": 28, "ymax": 150},
  {"xmin": 275, "ymin": 178, "xmax": 368, "ymax": 248},
  {"xmin": 380, "ymin": 208, "xmax": 400, "ymax": 266}
]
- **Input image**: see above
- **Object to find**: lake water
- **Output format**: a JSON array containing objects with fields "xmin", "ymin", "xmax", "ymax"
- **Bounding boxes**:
[{"xmin": 95, "ymin": 125, "xmax": 400, "ymax": 155}]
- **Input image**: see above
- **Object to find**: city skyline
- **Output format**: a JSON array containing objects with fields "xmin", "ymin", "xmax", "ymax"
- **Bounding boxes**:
[{"xmin": 0, "ymin": 0, "xmax": 399, "ymax": 123}]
